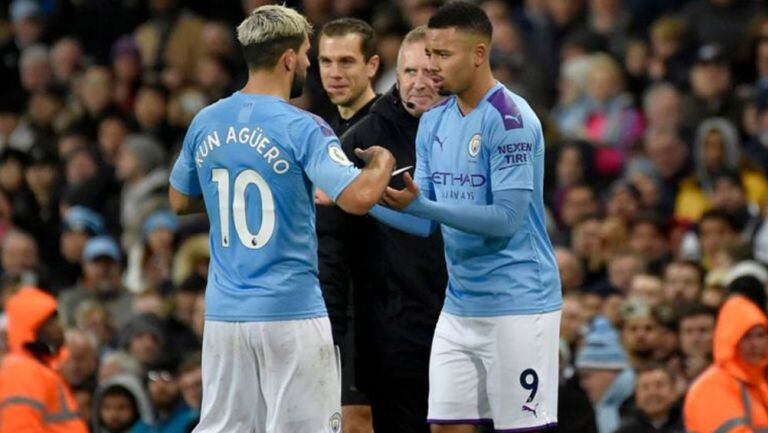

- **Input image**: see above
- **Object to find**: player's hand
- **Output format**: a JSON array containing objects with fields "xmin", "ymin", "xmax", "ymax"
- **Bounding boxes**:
[
  {"xmin": 382, "ymin": 172, "xmax": 419, "ymax": 210},
  {"xmin": 314, "ymin": 188, "xmax": 334, "ymax": 206},
  {"xmin": 354, "ymin": 146, "xmax": 394, "ymax": 167}
]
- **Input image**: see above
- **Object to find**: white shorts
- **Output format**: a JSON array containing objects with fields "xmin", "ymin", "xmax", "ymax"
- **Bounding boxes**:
[
  {"xmin": 427, "ymin": 310, "xmax": 561, "ymax": 431},
  {"xmin": 192, "ymin": 318, "xmax": 342, "ymax": 433}
]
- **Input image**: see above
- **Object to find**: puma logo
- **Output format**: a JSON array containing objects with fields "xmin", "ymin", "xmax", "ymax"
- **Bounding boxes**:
[
  {"xmin": 434, "ymin": 136, "xmax": 445, "ymax": 149},
  {"xmin": 522, "ymin": 403, "xmax": 538, "ymax": 418}
]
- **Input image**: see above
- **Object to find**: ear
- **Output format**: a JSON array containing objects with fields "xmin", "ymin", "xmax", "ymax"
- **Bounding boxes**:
[
  {"xmin": 283, "ymin": 49, "xmax": 296, "ymax": 72},
  {"xmin": 366, "ymin": 54, "xmax": 381, "ymax": 79},
  {"xmin": 474, "ymin": 42, "xmax": 488, "ymax": 68}
]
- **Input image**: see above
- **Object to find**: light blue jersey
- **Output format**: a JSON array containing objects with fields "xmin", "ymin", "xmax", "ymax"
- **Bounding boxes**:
[
  {"xmin": 415, "ymin": 82, "xmax": 561, "ymax": 316},
  {"xmin": 170, "ymin": 92, "xmax": 360, "ymax": 321}
]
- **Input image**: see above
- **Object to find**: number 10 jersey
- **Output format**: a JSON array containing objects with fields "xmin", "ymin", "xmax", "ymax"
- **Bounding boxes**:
[{"xmin": 170, "ymin": 91, "xmax": 361, "ymax": 321}]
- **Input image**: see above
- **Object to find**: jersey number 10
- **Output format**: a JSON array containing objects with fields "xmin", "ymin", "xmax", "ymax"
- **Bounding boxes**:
[{"xmin": 212, "ymin": 168, "xmax": 275, "ymax": 249}]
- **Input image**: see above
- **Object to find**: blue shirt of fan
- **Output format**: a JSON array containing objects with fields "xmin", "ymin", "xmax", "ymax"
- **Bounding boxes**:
[
  {"xmin": 170, "ymin": 92, "xmax": 360, "ymax": 321},
  {"xmin": 414, "ymin": 82, "xmax": 561, "ymax": 316}
]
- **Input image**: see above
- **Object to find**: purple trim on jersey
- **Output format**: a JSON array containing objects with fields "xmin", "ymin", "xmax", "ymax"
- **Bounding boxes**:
[
  {"xmin": 428, "ymin": 96, "xmax": 453, "ymax": 111},
  {"xmin": 495, "ymin": 422, "xmax": 558, "ymax": 432},
  {"xmin": 427, "ymin": 418, "xmax": 494, "ymax": 425},
  {"xmin": 307, "ymin": 112, "xmax": 335, "ymax": 137},
  {"xmin": 487, "ymin": 87, "xmax": 524, "ymax": 130}
]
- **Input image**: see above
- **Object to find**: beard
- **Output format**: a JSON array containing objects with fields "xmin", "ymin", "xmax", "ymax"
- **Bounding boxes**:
[
  {"xmin": 437, "ymin": 86, "xmax": 453, "ymax": 96},
  {"xmin": 290, "ymin": 68, "xmax": 306, "ymax": 99}
]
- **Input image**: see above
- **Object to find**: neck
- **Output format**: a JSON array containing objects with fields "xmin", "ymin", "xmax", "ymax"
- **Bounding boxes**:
[
  {"xmin": 456, "ymin": 68, "xmax": 495, "ymax": 116},
  {"xmin": 338, "ymin": 86, "xmax": 376, "ymax": 120},
  {"xmin": 241, "ymin": 70, "xmax": 290, "ymax": 100}
]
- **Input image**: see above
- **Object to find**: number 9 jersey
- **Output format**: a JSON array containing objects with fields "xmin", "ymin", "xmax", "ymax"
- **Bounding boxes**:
[{"xmin": 170, "ymin": 91, "xmax": 361, "ymax": 322}]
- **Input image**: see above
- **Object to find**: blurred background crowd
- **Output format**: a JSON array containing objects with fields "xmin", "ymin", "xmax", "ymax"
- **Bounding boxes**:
[{"xmin": 1, "ymin": 0, "xmax": 768, "ymax": 432}]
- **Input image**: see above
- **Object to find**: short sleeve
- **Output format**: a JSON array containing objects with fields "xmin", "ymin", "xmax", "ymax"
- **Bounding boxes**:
[
  {"xmin": 414, "ymin": 115, "xmax": 435, "ymax": 200},
  {"xmin": 485, "ymin": 113, "xmax": 537, "ymax": 192},
  {"xmin": 290, "ymin": 115, "xmax": 361, "ymax": 201},
  {"xmin": 170, "ymin": 119, "xmax": 203, "ymax": 196}
]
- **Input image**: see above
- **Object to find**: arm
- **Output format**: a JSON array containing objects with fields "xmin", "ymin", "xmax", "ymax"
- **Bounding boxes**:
[
  {"xmin": 383, "ymin": 173, "xmax": 529, "ymax": 237},
  {"xmin": 405, "ymin": 188, "xmax": 530, "ymax": 237},
  {"xmin": 168, "ymin": 187, "xmax": 205, "ymax": 215},
  {"xmin": 335, "ymin": 147, "xmax": 395, "ymax": 215},
  {"xmin": 368, "ymin": 204, "xmax": 436, "ymax": 237},
  {"xmin": 169, "ymin": 119, "xmax": 203, "ymax": 214}
]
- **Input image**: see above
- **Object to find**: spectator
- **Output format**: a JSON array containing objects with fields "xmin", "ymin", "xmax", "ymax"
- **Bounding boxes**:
[
  {"xmin": 124, "ymin": 210, "xmax": 179, "ymax": 293},
  {"xmin": 576, "ymin": 315, "xmax": 635, "ymax": 433},
  {"xmin": 116, "ymin": 134, "xmax": 168, "ymax": 251},
  {"xmin": 677, "ymin": 302, "xmax": 716, "ymax": 384},
  {"xmin": 615, "ymin": 364, "xmax": 684, "ymax": 433},
  {"xmin": 111, "ymin": 36, "xmax": 143, "ymax": 114},
  {"xmin": 50, "ymin": 37, "xmax": 84, "ymax": 88},
  {"xmin": 628, "ymin": 213, "xmax": 670, "ymax": 274},
  {"xmin": 60, "ymin": 328, "xmax": 99, "ymax": 388},
  {"xmin": 621, "ymin": 299, "xmax": 662, "ymax": 369},
  {"xmin": 177, "ymin": 353, "xmax": 202, "ymax": 413},
  {"xmin": 0, "ymin": 229, "xmax": 41, "ymax": 285},
  {"xmin": 682, "ymin": 45, "xmax": 744, "ymax": 133},
  {"xmin": 132, "ymin": 84, "xmax": 179, "ymax": 147},
  {"xmin": 59, "ymin": 236, "xmax": 133, "ymax": 329},
  {"xmin": 99, "ymin": 351, "xmax": 143, "ymax": 383},
  {"xmin": 72, "ymin": 66, "xmax": 118, "ymax": 139},
  {"xmin": 663, "ymin": 261, "xmax": 704, "ymax": 303},
  {"xmin": 0, "ymin": 287, "xmax": 88, "ymax": 432},
  {"xmin": 118, "ymin": 313, "xmax": 167, "ymax": 370},
  {"xmin": 556, "ymin": 246, "xmax": 586, "ymax": 292},
  {"xmin": 627, "ymin": 274, "xmax": 664, "ymax": 308},
  {"xmin": 676, "ymin": 117, "xmax": 768, "ymax": 222},
  {"xmin": 132, "ymin": 362, "xmax": 196, "ymax": 433},
  {"xmin": 55, "ymin": 205, "xmax": 105, "ymax": 290},
  {"xmin": 684, "ymin": 295, "xmax": 768, "ymax": 432},
  {"xmin": 93, "ymin": 374, "xmax": 154, "ymax": 433}
]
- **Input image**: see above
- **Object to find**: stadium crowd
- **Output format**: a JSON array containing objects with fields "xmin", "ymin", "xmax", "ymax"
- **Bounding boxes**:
[{"xmin": 0, "ymin": 0, "xmax": 768, "ymax": 432}]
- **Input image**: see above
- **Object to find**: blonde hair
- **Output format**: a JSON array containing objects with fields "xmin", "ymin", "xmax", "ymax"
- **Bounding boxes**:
[
  {"xmin": 237, "ymin": 4, "xmax": 312, "ymax": 47},
  {"xmin": 237, "ymin": 4, "xmax": 313, "ymax": 69}
]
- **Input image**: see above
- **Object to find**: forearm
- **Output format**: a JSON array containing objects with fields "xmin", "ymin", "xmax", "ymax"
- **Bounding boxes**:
[
  {"xmin": 169, "ymin": 188, "xmax": 205, "ymax": 215},
  {"xmin": 369, "ymin": 205, "xmax": 436, "ymax": 237},
  {"xmin": 404, "ymin": 189, "xmax": 530, "ymax": 237},
  {"xmin": 336, "ymin": 150, "xmax": 394, "ymax": 215}
]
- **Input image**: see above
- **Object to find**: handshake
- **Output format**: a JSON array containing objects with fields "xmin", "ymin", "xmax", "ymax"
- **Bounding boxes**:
[{"xmin": 316, "ymin": 146, "xmax": 420, "ymax": 213}]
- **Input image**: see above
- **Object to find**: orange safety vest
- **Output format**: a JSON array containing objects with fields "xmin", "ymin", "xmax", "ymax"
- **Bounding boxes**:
[
  {"xmin": 0, "ymin": 287, "xmax": 88, "ymax": 433},
  {"xmin": 684, "ymin": 296, "xmax": 768, "ymax": 433}
]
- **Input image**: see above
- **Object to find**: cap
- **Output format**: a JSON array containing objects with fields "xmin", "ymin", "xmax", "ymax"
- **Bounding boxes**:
[
  {"xmin": 575, "ymin": 316, "xmax": 628, "ymax": 371},
  {"xmin": 10, "ymin": 0, "xmax": 41, "ymax": 23},
  {"xmin": 63, "ymin": 206, "xmax": 105, "ymax": 235},
  {"xmin": 82, "ymin": 236, "xmax": 121, "ymax": 262},
  {"xmin": 696, "ymin": 43, "xmax": 727, "ymax": 65},
  {"xmin": 142, "ymin": 211, "xmax": 179, "ymax": 240}
]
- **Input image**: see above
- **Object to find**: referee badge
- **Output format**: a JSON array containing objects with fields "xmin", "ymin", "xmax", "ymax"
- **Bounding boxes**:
[{"xmin": 468, "ymin": 134, "xmax": 481, "ymax": 158}]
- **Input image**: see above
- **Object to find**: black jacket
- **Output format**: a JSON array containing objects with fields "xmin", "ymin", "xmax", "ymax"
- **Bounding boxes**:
[
  {"xmin": 339, "ymin": 86, "xmax": 447, "ymax": 389},
  {"xmin": 316, "ymin": 96, "xmax": 379, "ymax": 348},
  {"xmin": 613, "ymin": 402, "xmax": 684, "ymax": 433}
]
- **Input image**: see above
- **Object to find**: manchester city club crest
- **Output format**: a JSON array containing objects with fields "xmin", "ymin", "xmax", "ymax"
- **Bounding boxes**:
[
  {"xmin": 328, "ymin": 412, "xmax": 342, "ymax": 433},
  {"xmin": 468, "ymin": 133, "xmax": 481, "ymax": 158},
  {"xmin": 328, "ymin": 145, "xmax": 353, "ymax": 166}
]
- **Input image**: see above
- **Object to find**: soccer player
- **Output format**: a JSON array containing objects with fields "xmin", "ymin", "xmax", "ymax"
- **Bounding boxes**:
[
  {"xmin": 376, "ymin": 2, "xmax": 562, "ymax": 432},
  {"xmin": 167, "ymin": 5, "xmax": 395, "ymax": 432}
]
